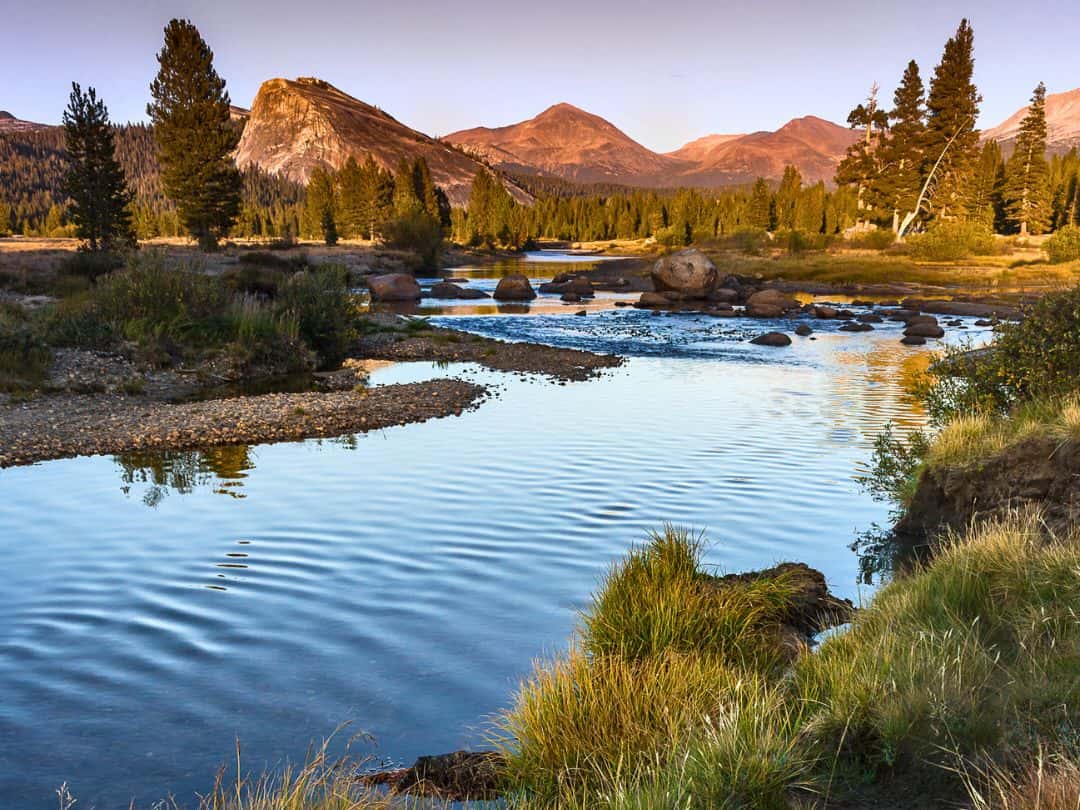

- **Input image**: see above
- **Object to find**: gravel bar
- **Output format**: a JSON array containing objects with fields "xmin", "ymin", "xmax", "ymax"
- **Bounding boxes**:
[{"xmin": 0, "ymin": 379, "xmax": 486, "ymax": 468}]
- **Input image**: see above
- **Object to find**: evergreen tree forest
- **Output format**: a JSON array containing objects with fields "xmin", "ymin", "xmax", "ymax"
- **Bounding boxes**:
[{"xmin": 835, "ymin": 19, "xmax": 1079, "ymax": 237}]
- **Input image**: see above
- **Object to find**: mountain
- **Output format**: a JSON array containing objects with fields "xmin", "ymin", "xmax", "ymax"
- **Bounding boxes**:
[
  {"xmin": 673, "ymin": 116, "xmax": 860, "ymax": 186},
  {"xmin": 665, "ymin": 133, "xmax": 745, "ymax": 164},
  {"xmin": 447, "ymin": 106, "xmax": 857, "ymax": 188},
  {"xmin": 984, "ymin": 87, "xmax": 1080, "ymax": 154},
  {"xmin": 0, "ymin": 111, "xmax": 52, "ymax": 133},
  {"xmin": 234, "ymin": 77, "xmax": 528, "ymax": 206},
  {"xmin": 446, "ymin": 103, "xmax": 688, "ymax": 186}
]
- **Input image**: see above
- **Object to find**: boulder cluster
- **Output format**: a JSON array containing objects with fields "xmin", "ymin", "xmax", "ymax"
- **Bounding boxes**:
[{"xmin": 633, "ymin": 249, "xmax": 999, "ymax": 348}]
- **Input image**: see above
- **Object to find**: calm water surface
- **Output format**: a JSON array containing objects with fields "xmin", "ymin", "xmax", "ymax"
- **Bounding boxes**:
[{"xmin": 0, "ymin": 252, "xmax": 988, "ymax": 807}]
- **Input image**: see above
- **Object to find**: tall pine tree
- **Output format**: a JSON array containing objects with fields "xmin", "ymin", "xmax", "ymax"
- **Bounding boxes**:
[
  {"xmin": 148, "ymin": 19, "xmax": 241, "ymax": 250},
  {"xmin": 61, "ymin": 83, "xmax": 135, "ymax": 252},
  {"xmin": 1003, "ymin": 82, "xmax": 1052, "ymax": 235},
  {"xmin": 878, "ymin": 61, "xmax": 926, "ymax": 231},
  {"xmin": 835, "ymin": 84, "xmax": 889, "ymax": 227},
  {"xmin": 922, "ymin": 19, "xmax": 981, "ymax": 220}
]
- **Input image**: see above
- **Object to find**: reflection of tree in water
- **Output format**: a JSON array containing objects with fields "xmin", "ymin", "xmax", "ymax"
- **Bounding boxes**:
[{"xmin": 115, "ymin": 445, "xmax": 255, "ymax": 507}]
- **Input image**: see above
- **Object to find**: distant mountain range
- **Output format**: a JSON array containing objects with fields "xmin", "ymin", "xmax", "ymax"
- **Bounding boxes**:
[
  {"xmin": 5, "ymin": 82, "xmax": 1080, "ymax": 199},
  {"xmin": 447, "ymin": 106, "xmax": 860, "ymax": 187}
]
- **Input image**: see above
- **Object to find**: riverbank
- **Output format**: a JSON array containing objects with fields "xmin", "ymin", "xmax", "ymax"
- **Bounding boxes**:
[{"xmin": 0, "ymin": 378, "xmax": 487, "ymax": 468}]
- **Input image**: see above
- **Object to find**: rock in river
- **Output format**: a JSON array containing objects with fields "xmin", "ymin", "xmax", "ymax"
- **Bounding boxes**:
[
  {"xmin": 651, "ymin": 248, "xmax": 719, "ymax": 298},
  {"xmin": 368, "ymin": 273, "xmax": 421, "ymax": 302},
  {"xmin": 746, "ymin": 289, "xmax": 801, "ymax": 318},
  {"xmin": 795, "ymin": 323, "xmax": 814, "ymax": 336},
  {"xmin": 493, "ymin": 274, "xmax": 537, "ymax": 301},
  {"xmin": 429, "ymin": 282, "xmax": 489, "ymax": 300},
  {"xmin": 751, "ymin": 331, "xmax": 792, "ymax": 347},
  {"xmin": 904, "ymin": 322, "xmax": 945, "ymax": 339}
]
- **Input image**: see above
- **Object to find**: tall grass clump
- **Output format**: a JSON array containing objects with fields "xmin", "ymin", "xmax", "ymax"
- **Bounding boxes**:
[
  {"xmin": 277, "ymin": 266, "xmax": 357, "ymax": 367},
  {"xmin": 795, "ymin": 511, "xmax": 1080, "ymax": 785},
  {"xmin": 906, "ymin": 220, "xmax": 999, "ymax": 261},
  {"xmin": 1044, "ymin": 225, "xmax": 1080, "ymax": 264},
  {"xmin": 581, "ymin": 527, "xmax": 802, "ymax": 671},
  {"xmin": 962, "ymin": 750, "xmax": 1080, "ymax": 810}
]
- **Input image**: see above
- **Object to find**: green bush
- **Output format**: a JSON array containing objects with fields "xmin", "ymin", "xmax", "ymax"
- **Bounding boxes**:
[
  {"xmin": 276, "ymin": 266, "xmax": 357, "ymax": 367},
  {"xmin": 236, "ymin": 250, "xmax": 309, "ymax": 272},
  {"xmin": 60, "ymin": 250, "xmax": 125, "ymax": 282},
  {"xmin": 382, "ymin": 212, "xmax": 444, "ymax": 269},
  {"xmin": 845, "ymin": 228, "xmax": 896, "ymax": 250},
  {"xmin": 0, "ymin": 303, "xmax": 51, "ymax": 391},
  {"xmin": 1045, "ymin": 225, "xmax": 1080, "ymax": 264},
  {"xmin": 919, "ymin": 285, "xmax": 1080, "ymax": 420},
  {"xmin": 779, "ymin": 229, "xmax": 827, "ymax": 255},
  {"xmin": 905, "ymin": 220, "xmax": 998, "ymax": 261},
  {"xmin": 730, "ymin": 228, "xmax": 771, "ymax": 256}
]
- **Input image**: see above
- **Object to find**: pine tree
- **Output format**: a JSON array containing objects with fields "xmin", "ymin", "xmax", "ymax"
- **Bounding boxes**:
[
  {"xmin": 746, "ymin": 178, "xmax": 773, "ymax": 230},
  {"xmin": 392, "ymin": 158, "xmax": 421, "ymax": 217},
  {"xmin": 411, "ymin": 157, "xmax": 440, "ymax": 221},
  {"xmin": 922, "ymin": 19, "xmax": 982, "ymax": 220},
  {"xmin": 774, "ymin": 166, "xmax": 802, "ymax": 230},
  {"xmin": 321, "ymin": 208, "xmax": 338, "ymax": 246},
  {"xmin": 971, "ymin": 141, "xmax": 1006, "ymax": 230},
  {"xmin": 147, "ymin": 18, "xmax": 241, "ymax": 250},
  {"xmin": 0, "ymin": 200, "xmax": 12, "ymax": 237},
  {"xmin": 61, "ymin": 83, "xmax": 135, "ymax": 252},
  {"xmin": 878, "ymin": 61, "xmax": 926, "ymax": 231},
  {"xmin": 836, "ymin": 83, "xmax": 889, "ymax": 227},
  {"xmin": 1003, "ymin": 82, "xmax": 1052, "ymax": 235},
  {"xmin": 302, "ymin": 166, "xmax": 335, "ymax": 239},
  {"xmin": 353, "ymin": 156, "xmax": 393, "ymax": 240}
]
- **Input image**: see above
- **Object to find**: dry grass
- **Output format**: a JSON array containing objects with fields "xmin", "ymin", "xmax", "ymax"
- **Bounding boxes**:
[
  {"xmin": 924, "ymin": 395, "xmax": 1080, "ymax": 470},
  {"xmin": 962, "ymin": 751, "xmax": 1080, "ymax": 809}
]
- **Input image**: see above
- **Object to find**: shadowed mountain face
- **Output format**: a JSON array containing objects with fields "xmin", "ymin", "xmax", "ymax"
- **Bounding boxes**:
[
  {"xmin": 984, "ymin": 87, "xmax": 1080, "ymax": 154},
  {"xmin": 448, "ymin": 106, "xmax": 859, "ymax": 187},
  {"xmin": 234, "ymin": 78, "xmax": 529, "ymax": 206}
]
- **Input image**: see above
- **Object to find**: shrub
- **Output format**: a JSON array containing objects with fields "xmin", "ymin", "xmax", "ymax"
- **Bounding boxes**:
[
  {"xmin": 0, "ymin": 303, "xmax": 51, "ymax": 391},
  {"xmin": 1045, "ymin": 225, "xmax": 1080, "ymax": 264},
  {"xmin": 919, "ymin": 285, "xmax": 1080, "ymax": 419},
  {"xmin": 906, "ymin": 220, "xmax": 998, "ymax": 261},
  {"xmin": 730, "ymin": 228, "xmax": 771, "ymax": 256},
  {"xmin": 236, "ymin": 250, "xmax": 309, "ymax": 272},
  {"xmin": 845, "ymin": 228, "xmax": 897, "ymax": 250},
  {"xmin": 59, "ymin": 250, "xmax": 125, "ymax": 282},
  {"xmin": 382, "ymin": 212, "xmax": 444, "ymax": 269},
  {"xmin": 779, "ymin": 229, "xmax": 827, "ymax": 255},
  {"xmin": 223, "ymin": 264, "xmax": 287, "ymax": 298},
  {"xmin": 276, "ymin": 266, "xmax": 357, "ymax": 367}
]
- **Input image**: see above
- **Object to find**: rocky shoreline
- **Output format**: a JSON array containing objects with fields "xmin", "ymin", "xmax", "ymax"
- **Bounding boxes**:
[{"xmin": 0, "ymin": 379, "xmax": 487, "ymax": 468}]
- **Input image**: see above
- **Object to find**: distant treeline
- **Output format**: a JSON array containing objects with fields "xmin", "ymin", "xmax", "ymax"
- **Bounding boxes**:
[{"xmin": 0, "ymin": 124, "xmax": 303, "ymax": 239}]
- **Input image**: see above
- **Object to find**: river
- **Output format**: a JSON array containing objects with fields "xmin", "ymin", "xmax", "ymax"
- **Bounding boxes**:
[{"xmin": 0, "ymin": 251, "xmax": 987, "ymax": 807}]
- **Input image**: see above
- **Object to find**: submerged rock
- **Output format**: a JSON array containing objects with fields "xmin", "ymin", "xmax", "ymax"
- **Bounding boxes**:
[{"xmin": 795, "ymin": 324, "xmax": 814, "ymax": 336}]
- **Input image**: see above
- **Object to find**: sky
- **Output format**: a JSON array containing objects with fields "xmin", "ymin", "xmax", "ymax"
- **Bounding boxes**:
[{"xmin": 2, "ymin": 0, "xmax": 1077, "ymax": 152}]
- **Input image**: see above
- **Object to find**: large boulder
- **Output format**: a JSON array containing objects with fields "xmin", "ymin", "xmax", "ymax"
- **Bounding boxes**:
[
  {"xmin": 493, "ymin": 274, "xmax": 537, "ymax": 301},
  {"xmin": 368, "ymin": 273, "xmax": 421, "ymax": 302},
  {"xmin": 904, "ymin": 322, "xmax": 945, "ymax": 338},
  {"xmin": 750, "ymin": 331, "xmax": 792, "ymax": 347},
  {"xmin": 429, "ymin": 282, "xmax": 490, "ymax": 300},
  {"xmin": 651, "ymin": 249, "xmax": 719, "ymax": 299},
  {"xmin": 635, "ymin": 291, "xmax": 672, "ymax": 309},
  {"xmin": 539, "ymin": 276, "xmax": 595, "ymax": 297},
  {"xmin": 746, "ymin": 289, "xmax": 801, "ymax": 317}
]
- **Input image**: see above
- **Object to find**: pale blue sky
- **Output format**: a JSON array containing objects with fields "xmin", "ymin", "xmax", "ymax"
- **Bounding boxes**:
[{"xmin": 3, "ymin": 0, "xmax": 1077, "ymax": 151}]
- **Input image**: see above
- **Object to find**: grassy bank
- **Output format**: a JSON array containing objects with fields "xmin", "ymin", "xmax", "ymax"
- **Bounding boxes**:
[{"xmin": 494, "ymin": 518, "xmax": 1079, "ymax": 808}]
